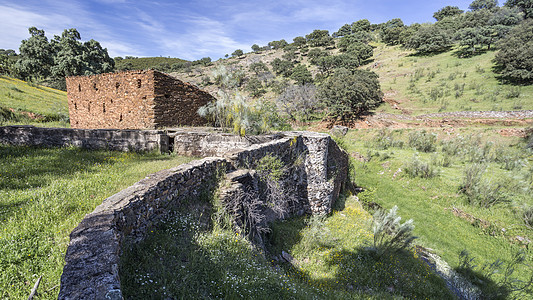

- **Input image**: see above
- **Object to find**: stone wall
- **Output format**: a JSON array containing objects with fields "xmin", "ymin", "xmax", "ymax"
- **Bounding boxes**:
[
  {"xmin": 58, "ymin": 158, "xmax": 228, "ymax": 299},
  {"xmin": 67, "ymin": 70, "xmax": 156, "ymax": 129},
  {"xmin": 2, "ymin": 126, "xmax": 349, "ymax": 299},
  {"xmin": 152, "ymin": 71, "xmax": 213, "ymax": 127},
  {"xmin": 170, "ymin": 129, "xmax": 282, "ymax": 157},
  {"xmin": 0, "ymin": 125, "xmax": 165, "ymax": 152},
  {"xmin": 66, "ymin": 70, "xmax": 214, "ymax": 130}
]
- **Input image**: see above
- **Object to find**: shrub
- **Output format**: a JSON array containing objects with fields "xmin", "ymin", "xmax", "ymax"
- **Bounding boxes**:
[
  {"xmin": 317, "ymin": 68, "xmax": 383, "ymax": 120},
  {"xmin": 371, "ymin": 206, "xmax": 417, "ymax": 258},
  {"xmin": 212, "ymin": 65, "xmax": 245, "ymax": 89},
  {"xmin": 276, "ymin": 84, "xmax": 319, "ymax": 122},
  {"xmin": 404, "ymin": 154, "xmax": 439, "ymax": 178},
  {"xmin": 198, "ymin": 90, "xmax": 286, "ymax": 136},
  {"xmin": 527, "ymin": 127, "xmax": 533, "ymax": 149},
  {"xmin": 371, "ymin": 129, "xmax": 404, "ymax": 150},
  {"xmin": 298, "ymin": 215, "xmax": 334, "ymax": 253},
  {"xmin": 460, "ymin": 163, "xmax": 508, "ymax": 208},
  {"xmin": 270, "ymin": 58, "xmax": 294, "ymax": 77},
  {"xmin": 408, "ymin": 130, "xmax": 437, "ymax": 152},
  {"xmin": 290, "ymin": 64, "xmax": 313, "ymax": 85}
]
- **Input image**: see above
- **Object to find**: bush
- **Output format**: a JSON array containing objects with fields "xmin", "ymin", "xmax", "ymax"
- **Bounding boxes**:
[
  {"xmin": 317, "ymin": 68, "xmax": 383, "ymax": 120},
  {"xmin": 408, "ymin": 130, "xmax": 437, "ymax": 152},
  {"xmin": 404, "ymin": 154, "xmax": 439, "ymax": 178},
  {"xmin": 460, "ymin": 163, "xmax": 508, "ymax": 208},
  {"xmin": 276, "ymin": 84, "xmax": 320, "ymax": 122},
  {"xmin": 198, "ymin": 90, "xmax": 286, "ymax": 136},
  {"xmin": 371, "ymin": 206, "xmax": 417, "ymax": 258},
  {"xmin": 371, "ymin": 129, "xmax": 405, "ymax": 150}
]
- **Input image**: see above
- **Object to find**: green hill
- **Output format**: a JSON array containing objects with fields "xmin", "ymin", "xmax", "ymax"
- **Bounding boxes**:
[
  {"xmin": 371, "ymin": 44, "xmax": 533, "ymax": 115},
  {"xmin": 115, "ymin": 56, "xmax": 189, "ymax": 71},
  {"xmin": 0, "ymin": 75, "xmax": 68, "ymax": 127}
]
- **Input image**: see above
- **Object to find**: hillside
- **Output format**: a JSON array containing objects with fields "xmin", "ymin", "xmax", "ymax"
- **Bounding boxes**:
[
  {"xmin": 0, "ymin": 76, "xmax": 68, "ymax": 127},
  {"xmin": 115, "ymin": 56, "xmax": 189, "ymax": 71},
  {"xmin": 168, "ymin": 42, "xmax": 533, "ymax": 127}
]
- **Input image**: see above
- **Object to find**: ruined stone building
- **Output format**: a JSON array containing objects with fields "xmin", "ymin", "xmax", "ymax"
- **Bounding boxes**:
[{"xmin": 66, "ymin": 70, "xmax": 215, "ymax": 129}]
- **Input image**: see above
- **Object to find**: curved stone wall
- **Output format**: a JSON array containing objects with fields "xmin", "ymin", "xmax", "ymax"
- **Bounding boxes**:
[{"xmin": 0, "ymin": 127, "xmax": 349, "ymax": 299}]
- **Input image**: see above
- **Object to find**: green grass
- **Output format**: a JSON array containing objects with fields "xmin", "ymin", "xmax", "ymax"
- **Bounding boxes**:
[
  {"xmin": 370, "ymin": 44, "xmax": 533, "ymax": 115},
  {"xmin": 339, "ymin": 128, "xmax": 533, "ymax": 299},
  {"xmin": 121, "ymin": 185, "xmax": 453, "ymax": 299},
  {"xmin": 0, "ymin": 75, "xmax": 69, "ymax": 127},
  {"xmin": 0, "ymin": 145, "xmax": 194, "ymax": 299}
]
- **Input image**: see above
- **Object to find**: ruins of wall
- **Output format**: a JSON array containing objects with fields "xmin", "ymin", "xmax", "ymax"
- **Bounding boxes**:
[
  {"xmin": 0, "ymin": 125, "xmax": 165, "ymax": 152},
  {"xmin": 0, "ymin": 125, "xmax": 349, "ymax": 299},
  {"xmin": 58, "ymin": 158, "xmax": 229, "ymax": 300},
  {"xmin": 56, "ymin": 132, "xmax": 348, "ymax": 299},
  {"xmin": 66, "ymin": 70, "xmax": 214, "ymax": 130}
]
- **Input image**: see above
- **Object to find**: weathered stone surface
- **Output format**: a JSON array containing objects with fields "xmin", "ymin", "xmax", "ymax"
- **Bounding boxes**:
[
  {"xmin": 330, "ymin": 125, "xmax": 349, "ymax": 137},
  {"xmin": 0, "ymin": 126, "xmax": 165, "ymax": 152},
  {"xmin": 66, "ymin": 70, "xmax": 214, "ymax": 129}
]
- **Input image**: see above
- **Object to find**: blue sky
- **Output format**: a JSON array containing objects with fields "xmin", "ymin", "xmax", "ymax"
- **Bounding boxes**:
[{"xmin": 1, "ymin": 0, "xmax": 476, "ymax": 60}]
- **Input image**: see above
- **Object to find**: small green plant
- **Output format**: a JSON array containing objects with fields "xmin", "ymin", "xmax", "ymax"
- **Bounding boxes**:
[
  {"xmin": 506, "ymin": 87, "xmax": 521, "ymax": 99},
  {"xmin": 370, "ymin": 129, "xmax": 404, "ymax": 150},
  {"xmin": 371, "ymin": 205, "xmax": 417, "ymax": 258},
  {"xmin": 408, "ymin": 130, "xmax": 437, "ymax": 152},
  {"xmin": 298, "ymin": 215, "xmax": 335, "ymax": 253},
  {"xmin": 460, "ymin": 163, "xmax": 508, "ymax": 208},
  {"xmin": 404, "ymin": 154, "xmax": 439, "ymax": 178}
]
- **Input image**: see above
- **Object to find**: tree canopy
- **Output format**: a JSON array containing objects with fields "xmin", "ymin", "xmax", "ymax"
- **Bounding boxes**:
[
  {"xmin": 505, "ymin": 0, "xmax": 533, "ymax": 18},
  {"xmin": 318, "ymin": 68, "xmax": 383, "ymax": 119},
  {"xmin": 407, "ymin": 25, "xmax": 453, "ymax": 54},
  {"xmin": 494, "ymin": 19, "xmax": 533, "ymax": 83},
  {"xmin": 14, "ymin": 27, "xmax": 114, "ymax": 89},
  {"xmin": 469, "ymin": 0, "xmax": 499, "ymax": 11},
  {"xmin": 433, "ymin": 6, "xmax": 464, "ymax": 21}
]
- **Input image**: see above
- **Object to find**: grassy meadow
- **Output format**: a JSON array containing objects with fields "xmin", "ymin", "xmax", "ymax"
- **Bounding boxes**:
[
  {"xmin": 0, "ymin": 145, "xmax": 193, "ymax": 299},
  {"xmin": 0, "ymin": 76, "xmax": 69, "ymax": 127},
  {"xmin": 371, "ymin": 44, "xmax": 533, "ymax": 115},
  {"xmin": 337, "ymin": 127, "xmax": 532, "ymax": 298},
  {"xmin": 120, "ymin": 194, "xmax": 453, "ymax": 299}
]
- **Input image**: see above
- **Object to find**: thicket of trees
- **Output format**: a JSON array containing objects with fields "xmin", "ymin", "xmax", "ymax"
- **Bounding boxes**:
[{"xmin": 2, "ymin": 27, "xmax": 114, "ymax": 90}]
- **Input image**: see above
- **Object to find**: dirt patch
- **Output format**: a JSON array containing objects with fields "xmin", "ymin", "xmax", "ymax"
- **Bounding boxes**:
[
  {"xmin": 8, "ymin": 108, "xmax": 43, "ymax": 120},
  {"xmin": 310, "ymin": 111, "xmax": 533, "ymax": 131},
  {"xmin": 497, "ymin": 128, "xmax": 528, "ymax": 138}
]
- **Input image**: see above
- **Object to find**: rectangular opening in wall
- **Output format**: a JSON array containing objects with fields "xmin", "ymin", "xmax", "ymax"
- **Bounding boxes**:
[
  {"xmin": 137, "ymin": 79, "xmax": 142, "ymax": 88},
  {"xmin": 103, "ymin": 102, "xmax": 106, "ymax": 113},
  {"xmin": 78, "ymin": 84, "xmax": 81, "ymax": 92},
  {"xmin": 168, "ymin": 135, "xmax": 175, "ymax": 153}
]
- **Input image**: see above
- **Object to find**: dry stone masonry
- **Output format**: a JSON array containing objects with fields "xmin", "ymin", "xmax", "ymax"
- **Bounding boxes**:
[
  {"xmin": 0, "ymin": 125, "xmax": 348, "ymax": 299},
  {"xmin": 66, "ymin": 70, "xmax": 215, "ymax": 129}
]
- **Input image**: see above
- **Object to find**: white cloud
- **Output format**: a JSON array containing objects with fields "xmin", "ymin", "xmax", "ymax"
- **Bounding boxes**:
[{"xmin": 0, "ymin": 4, "xmax": 70, "ymax": 50}]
